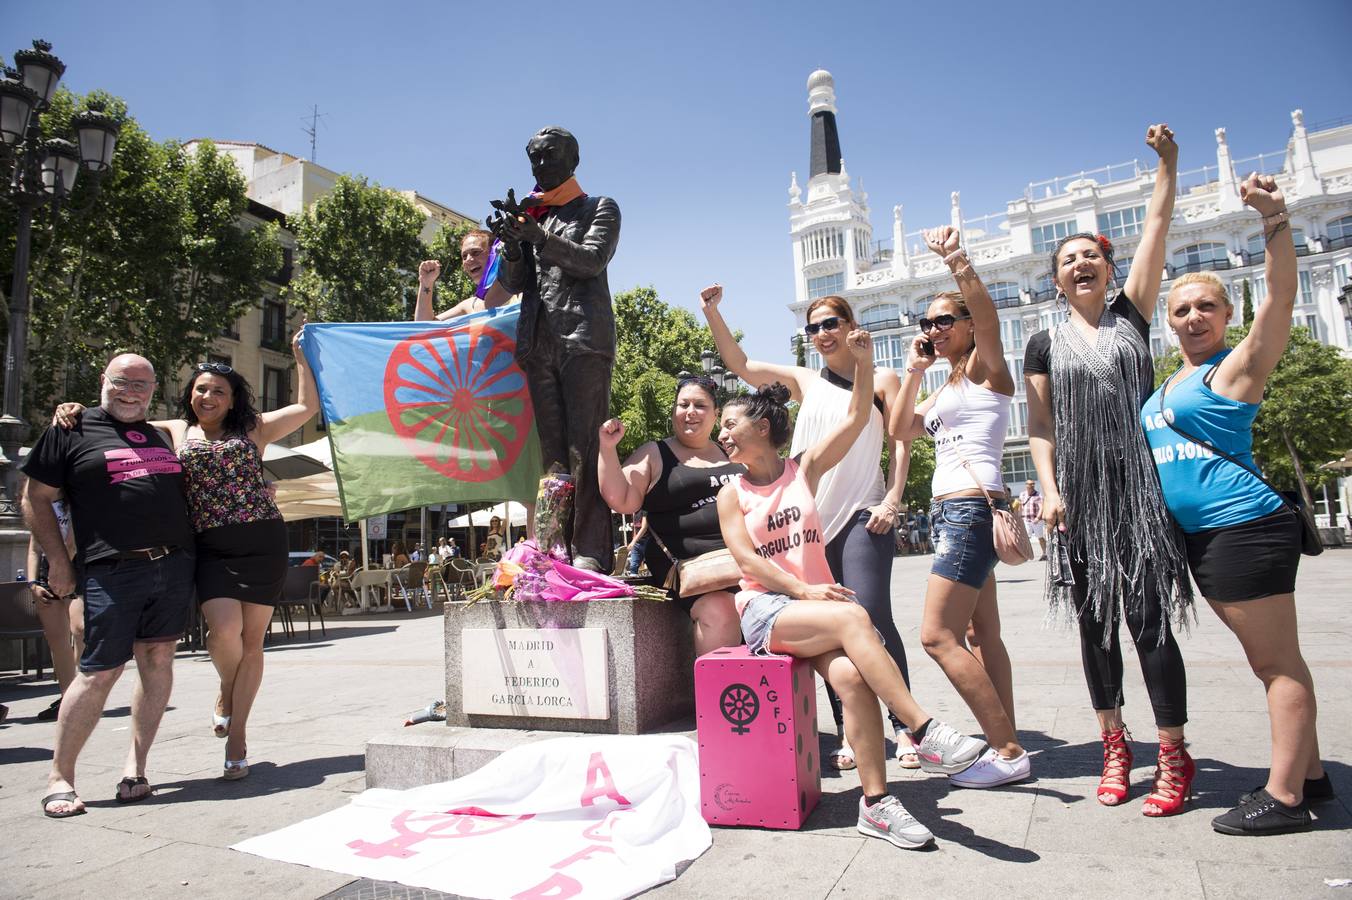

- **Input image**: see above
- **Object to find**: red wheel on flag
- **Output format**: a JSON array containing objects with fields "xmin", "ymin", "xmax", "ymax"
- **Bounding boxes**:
[{"xmin": 384, "ymin": 324, "xmax": 533, "ymax": 481}]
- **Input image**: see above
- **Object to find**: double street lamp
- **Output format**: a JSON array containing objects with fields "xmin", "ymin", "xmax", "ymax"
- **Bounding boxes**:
[{"xmin": 0, "ymin": 39, "xmax": 120, "ymax": 523}]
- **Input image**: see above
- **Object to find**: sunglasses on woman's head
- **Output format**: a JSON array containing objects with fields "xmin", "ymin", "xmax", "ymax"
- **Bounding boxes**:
[
  {"xmin": 918, "ymin": 314, "xmax": 971, "ymax": 334},
  {"xmin": 195, "ymin": 362, "xmax": 234, "ymax": 375},
  {"xmin": 804, "ymin": 316, "xmax": 844, "ymax": 336}
]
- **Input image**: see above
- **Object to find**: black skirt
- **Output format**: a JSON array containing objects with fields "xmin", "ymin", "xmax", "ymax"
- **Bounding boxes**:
[
  {"xmin": 195, "ymin": 518, "xmax": 288, "ymax": 606},
  {"xmin": 1183, "ymin": 508, "xmax": 1301, "ymax": 602}
]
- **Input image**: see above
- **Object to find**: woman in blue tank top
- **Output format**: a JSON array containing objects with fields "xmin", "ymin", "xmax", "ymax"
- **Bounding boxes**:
[{"xmin": 1144, "ymin": 173, "xmax": 1330, "ymax": 835}]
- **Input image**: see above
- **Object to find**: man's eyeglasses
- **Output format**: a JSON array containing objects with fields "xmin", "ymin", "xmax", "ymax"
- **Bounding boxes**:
[
  {"xmin": 918, "ymin": 314, "xmax": 972, "ymax": 334},
  {"xmin": 106, "ymin": 376, "xmax": 156, "ymax": 393},
  {"xmin": 804, "ymin": 316, "xmax": 845, "ymax": 336},
  {"xmin": 195, "ymin": 362, "xmax": 234, "ymax": 375}
]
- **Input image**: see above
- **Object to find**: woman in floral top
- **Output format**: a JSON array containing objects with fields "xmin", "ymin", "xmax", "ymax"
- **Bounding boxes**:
[{"xmin": 56, "ymin": 330, "xmax": 318, "ymax": 780}]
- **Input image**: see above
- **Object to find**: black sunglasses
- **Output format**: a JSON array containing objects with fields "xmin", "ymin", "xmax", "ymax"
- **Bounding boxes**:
[
  {"xmin": 918, "ymin": 314, "xmax": 971, "ymax": 334},
  {"xmin": 804, "ymin": 316, "xmax": 845, "ymax": 336},
  {"xmin": 195, "ymin": 362, "xmax": 234, "ymax": 375}
]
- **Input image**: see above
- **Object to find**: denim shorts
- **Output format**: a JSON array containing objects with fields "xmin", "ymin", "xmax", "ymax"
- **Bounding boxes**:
[
  {"xmin": 930, "ymin": 497, "xmax": 1002, "ymax": 589},
  {"xmin": 81, "ymin": 548, "xmax": 195, "ymax": 672},
  {"xmin": 739, "ymin": 591, "xmax": 795, "ymax": 655}
]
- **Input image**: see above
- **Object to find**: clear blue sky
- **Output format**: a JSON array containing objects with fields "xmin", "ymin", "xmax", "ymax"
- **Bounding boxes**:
[{"xmin": 10, "ymin": 0, "xmax": 1352, "ymax": 363}]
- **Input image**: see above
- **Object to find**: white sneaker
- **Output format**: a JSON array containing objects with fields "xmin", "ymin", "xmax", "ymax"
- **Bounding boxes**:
[{"xmin": 949, "ymin": 748, "xmax": 1031, "ymax": 788}]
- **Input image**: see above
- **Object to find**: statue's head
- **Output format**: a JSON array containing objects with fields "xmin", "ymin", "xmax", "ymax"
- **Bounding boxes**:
[{"xmin": 527, "ymin": 126, "xmax": 579, "ymax": 191}]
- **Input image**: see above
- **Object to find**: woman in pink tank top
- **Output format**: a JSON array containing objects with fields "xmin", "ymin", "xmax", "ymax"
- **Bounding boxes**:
[{"xmin": 716, "ymin": 329, "xmax": 984, "ymax": 851}]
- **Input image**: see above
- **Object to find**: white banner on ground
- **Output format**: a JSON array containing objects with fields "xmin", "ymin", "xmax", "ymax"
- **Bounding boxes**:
[{"xmin": 233, "ymin": 734, "xmax": 710, "ymax": 900}]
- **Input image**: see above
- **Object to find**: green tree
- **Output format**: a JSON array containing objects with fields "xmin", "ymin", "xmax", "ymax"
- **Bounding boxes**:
[
  {"xmin": 901, "ymin": 437, "xmax": 936, "ymax": 510},
  {"xmin": 1241, "ymin": 279, "xmax": 1255, "ymax": 327},
  {"xmin": 287, "ymin": 175, "xmax": 424, "ymax": 322},
  {"xmin": 4, "ymin": 91, "xmax": 281, "ymax": 432},
  {"xmin": 609, "ymin": 286, "xmax": 724, "ymax": 458},
  {"xmin": 1153, "ymin": 325, "xmax": 1352, "ymax": 498}
]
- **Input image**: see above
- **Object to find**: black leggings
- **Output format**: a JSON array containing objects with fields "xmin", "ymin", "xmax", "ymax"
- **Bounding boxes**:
[
  {"xmin": 1073, "ymin": 558, "xmax": 1187, "ymax": 729},
  {"xmin": 823, "ymin": 508, "xmax": 909, "ymax": 732}
]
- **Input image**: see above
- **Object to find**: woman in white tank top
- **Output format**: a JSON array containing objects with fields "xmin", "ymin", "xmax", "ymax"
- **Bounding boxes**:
[
  {"xmin": 890, "ymin": 226, "xmax": 1029, "ymax": 788},
  {"xmin": 702, "ymin": 283, "xmax": 915, "ymax": 770}
]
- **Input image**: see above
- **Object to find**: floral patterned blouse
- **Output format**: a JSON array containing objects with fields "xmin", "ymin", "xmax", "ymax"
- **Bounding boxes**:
[{"xmin": 178, "ymin": 433, "xmax": 282, "ymax": 533}]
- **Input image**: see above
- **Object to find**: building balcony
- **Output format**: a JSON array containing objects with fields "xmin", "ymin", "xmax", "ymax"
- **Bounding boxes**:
[
  {"xmin": 1329, "ymin": 234, "xmax": 1352, "ymax": 251},
  {"xmin": 992, "ymin": 295, "xmax": 1025, "ymax": 310},
  {"xmin": 861, "ymin": 317, "xmax": 902, "ymax": 333},
  {"xmin": 1170, "ymin": 258, "xmax": 1232, "ymax": 276}
]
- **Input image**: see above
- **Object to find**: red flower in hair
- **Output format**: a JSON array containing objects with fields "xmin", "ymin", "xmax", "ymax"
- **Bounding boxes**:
[{"xmin": 1096, "ymin": 234, "xmax": 1114, "ymax": 256}]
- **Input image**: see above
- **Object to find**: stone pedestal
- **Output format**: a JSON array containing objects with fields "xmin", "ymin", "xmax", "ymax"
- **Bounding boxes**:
[{"xmin": 444, "ymin": 597, "xmax": 695, "ymax": 734}]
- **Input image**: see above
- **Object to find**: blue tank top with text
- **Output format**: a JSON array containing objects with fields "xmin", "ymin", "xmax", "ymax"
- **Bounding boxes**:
[{"xmin": 1141, "ymin": 349, "xmax": 1282, "ymax": 533}]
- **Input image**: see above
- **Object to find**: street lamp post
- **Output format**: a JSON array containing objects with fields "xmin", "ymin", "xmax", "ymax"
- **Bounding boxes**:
[{"xmin": 0, "ymin": 40, "xmax": 120, "ymax": 537}]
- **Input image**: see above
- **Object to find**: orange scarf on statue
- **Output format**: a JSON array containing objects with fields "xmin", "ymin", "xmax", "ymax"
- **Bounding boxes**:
[{"xmin": 524, "ymin": 178, "xmax": 585, "ymax": 219}]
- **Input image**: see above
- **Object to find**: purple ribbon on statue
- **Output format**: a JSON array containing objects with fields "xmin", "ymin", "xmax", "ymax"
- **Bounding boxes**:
[{"xmin": 474, "ymin": 239, "xmax": 503, "ymax": 300}]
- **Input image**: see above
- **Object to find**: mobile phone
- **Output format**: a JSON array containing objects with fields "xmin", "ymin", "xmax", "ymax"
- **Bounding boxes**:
[{"xmin": 920, "ymin": 340, "xmax": 935, "ymax": 357}]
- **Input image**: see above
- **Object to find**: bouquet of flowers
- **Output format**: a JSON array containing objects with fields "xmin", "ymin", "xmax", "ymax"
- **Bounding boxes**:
[
  {"xmin": 465, "ymin": 540, "xmax": 668, "ymax": 604},
  {"xmin": 535, "ymin": 466, "xmax": 575, "ymax": 563}
]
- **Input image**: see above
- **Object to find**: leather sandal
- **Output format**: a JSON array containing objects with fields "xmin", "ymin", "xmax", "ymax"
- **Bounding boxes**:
[
  {"xmin": 115, "ymin": 776, "xmax": 153, "ymax": 804},
  {"xmin": 223, "ymin": 758, "xmax": 250, "ymax": 781},
  {"xmin": 42, "ymin": 790, "xmax": 86, "ymax": 818}
]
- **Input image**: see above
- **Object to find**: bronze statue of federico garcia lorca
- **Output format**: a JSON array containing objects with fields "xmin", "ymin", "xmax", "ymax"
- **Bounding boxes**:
[{"xmin": 488, "ymin": 126, "xmax": 621, "ymax": 571}]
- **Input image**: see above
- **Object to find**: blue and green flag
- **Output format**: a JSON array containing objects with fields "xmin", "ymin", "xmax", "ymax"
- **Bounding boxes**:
[{"xmin": 300, "ymin": 307, "xmax": 541, "ymax": 522}]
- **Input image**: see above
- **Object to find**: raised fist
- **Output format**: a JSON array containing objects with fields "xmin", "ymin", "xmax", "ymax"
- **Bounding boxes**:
[
  {"xmin": 845, "ymin": 328, "xmax": 873, "ymax": 361},
  {"xmin": 1145, "ymin": 123, "xmax": 1178, "ymax": 165},
  {"xmin": 699, "ymin": 284, "xmax": 723, "ymax": 311},
  {"xmin": 599, "ymin": 417, "xmax": 626, "ymax": 449},
  {"xmin": 923, "ymin": 226, "xmax": 961, "ymax": 259},
  {"xmin": 418, "ymin": 259, "xmax": 441, "ymax": 287},
  {"xmin": 1239, "ymin": 172, "xmax": 1285, "ymax": 217}
]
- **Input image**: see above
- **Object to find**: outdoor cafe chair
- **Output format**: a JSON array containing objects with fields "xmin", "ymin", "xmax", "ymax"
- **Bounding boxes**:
[
  {"xmin": 274, "ymin": 566, "xmax": 325, "ymax": 641},
  {"xmin": 0, "ymin": 581, "xmax": 46, "ymax": 680},
  {"xmin": 391, "ymin": 562, "xmax": 430, "ymax": 612},
  {"xmin": 444, "ymin": 557, "xmax": 478, "ymax": 587}
]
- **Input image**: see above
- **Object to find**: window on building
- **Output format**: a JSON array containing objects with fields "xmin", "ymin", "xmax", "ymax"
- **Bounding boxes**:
[
  {"xmin": 1005, "ymin": 400, "xmax": 1028, "ymax": 440},
  {"xmin": 1336, "ymin": 260, "xmax": 1352, "ymax": 290},
  {"xmin": 261, "ymin": 298, "xmax": 288, "ymax": 350},
  {"xmin": 1293, "ymin": 313, "xmax": 1322, "ymax": 341},
  {"xmin": 1031, "ymin": 219, "xmax": 1078, "ymax": 254},
  {"xmin": 221, "ymin": 316, "xmax": 240, "ymax": 340},
  {"xmin": 1246, "ymin": 228, "xmax": 1306, "ymax": 260},
  {"xmin": 1033, "ymin": 274, "xmax": 1057, "ymax": 301},
  {"xmin": 1299, "ymin": 270, "xmax": 1313, "ymax": 305},
  {"xmin": 261, "ymin": 365, "xmax": 290, "ymax": 412},
  {"xmin": 1171, "ymin": 242, "xmax": 1230, "ymax": 273},
  {"xmin": 922, "ymin": 364, "xmax": 951, "ymax": 396},
  {"xmin": 1000, "ymin": 318, "xmax": 1024, "ymax": 350},
  {"xmin": 987, "ymin": 281, "xmax": 1021, "ymax": 309},
  {"xmin": 1097, "ymin": 206, "xmax": 1146, "ymax": 239},
  {"xmin": 1001, "ymin": 451, "xmax": 1037, "ymax": 489},
  {"xmin": 804, "ymin": 229, "xmax": 845, "ymax": 264},
  {"xmin": 1252, "ymin": 274, "xmax": 1267, "ymax": 305},
  {"xmin": 858, "ymin": 303, "xmax": 899, "ymax": 328},
  {"xmin": 1113, "ymin": 254, "xmax": 1133, "ymax": 284},
  {"xmin": 1039, "ymin": 308, "xmax": 1068, "ymax": 331},
  {"xmin": 1151, "ymin": 335, "xmax": 1166, "ymax": 356},
  {"xmin": 807, "ymin": 272, "xmax": 845, "ymax": 300},
  {"xmin": 1328, "ymin": 214, "xmax": 1352, "ymax": 249}
]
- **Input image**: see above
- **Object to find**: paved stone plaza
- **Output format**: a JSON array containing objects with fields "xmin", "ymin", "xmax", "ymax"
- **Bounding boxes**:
[{"xmin": 2, "ymin": 550, "xmax": 1349, "ymax": 899}]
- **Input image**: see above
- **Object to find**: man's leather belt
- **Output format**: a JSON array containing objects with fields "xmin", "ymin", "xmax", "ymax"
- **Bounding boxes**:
[{"xmin": 107, "ymin": 545, "xmax": 178, "ymax": 561}]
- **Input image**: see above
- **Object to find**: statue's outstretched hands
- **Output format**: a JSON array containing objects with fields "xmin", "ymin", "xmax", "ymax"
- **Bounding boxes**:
[
  {"xmin": 1145, "ymin": 123, "xmax": 1178, "ymax": 165},
  {"xmin": 599, "ymin": 417, "xmax": 626, "ymax": 450},
  {"xmin": 923, "ymin": 226, "xmax": 960, "ymax": 258},
  {"xmin": 698, "ymin": 284, "xmax": 723, "ymax": 313},
  {"xmin": 1239, "ymin": 173, "xmax": 1285, "ymax": 217}
]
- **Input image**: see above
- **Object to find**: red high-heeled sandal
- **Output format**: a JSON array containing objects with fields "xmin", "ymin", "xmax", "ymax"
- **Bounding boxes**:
[
  {"xmin": 1142, "ymin": 737, "xmax": 1194, "ymax": 817},
  {"xmin": 1098, "ymin": 727, "xmax": 1133, "ymax": 806}
]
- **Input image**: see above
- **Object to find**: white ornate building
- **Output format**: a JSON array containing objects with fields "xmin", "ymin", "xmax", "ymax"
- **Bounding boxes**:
[{"xmin": 787, "ymin": 69, "xmax": 1352, "ymax": 519}]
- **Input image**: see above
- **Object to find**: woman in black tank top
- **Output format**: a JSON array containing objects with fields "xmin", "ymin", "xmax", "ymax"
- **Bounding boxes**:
[{"xmin": 598, "ymin": 376, "xmax": 744, "ymax": 654}]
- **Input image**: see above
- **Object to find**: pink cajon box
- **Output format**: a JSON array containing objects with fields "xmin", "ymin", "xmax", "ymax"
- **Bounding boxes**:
[{"xmin": 695, "ymin": 645, "xmax": 820, "ymax": 829}]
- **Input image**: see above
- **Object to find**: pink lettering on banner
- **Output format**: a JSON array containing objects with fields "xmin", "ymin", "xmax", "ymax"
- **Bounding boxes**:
[
  {"xmin": 104, "ymin": 447, "xmax": 181, "ymax": 484},
  {"xmin": 579, "ymin": 752, "xmax": 631, "ymax": 808},
  {"xmin": 346, "ymin": 808, "xmax": 533, "ymax": 860}
]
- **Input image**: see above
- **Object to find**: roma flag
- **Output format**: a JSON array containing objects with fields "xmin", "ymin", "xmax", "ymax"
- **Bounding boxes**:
[{"xmin": 300, "ymin": 307, "xmax": 541, "ymax": 522}]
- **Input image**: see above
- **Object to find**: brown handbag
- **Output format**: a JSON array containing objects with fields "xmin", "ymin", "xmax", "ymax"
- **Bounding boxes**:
[
  {"xmin": 647, "ymin": 529, "xmax": 742, "ymax": 598},
  {"xmin": 957, "ymin": 459, "xmax": 1035, "ymax": 566}
]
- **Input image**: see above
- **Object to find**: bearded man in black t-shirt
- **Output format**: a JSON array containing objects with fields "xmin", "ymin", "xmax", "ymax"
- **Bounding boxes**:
[{"xmin": 22, "ymin": 353, "xmax": 195, "ymax": 818}]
